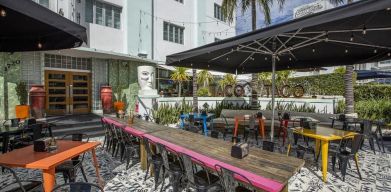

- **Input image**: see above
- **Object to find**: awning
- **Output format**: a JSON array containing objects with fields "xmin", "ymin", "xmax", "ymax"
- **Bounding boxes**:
[
  {"xmin": 166, "ymin": 0, "xmax": 391, "ymax": 73},
  {"xmin": 356, "ymin": 70, "xmax": 391, "ymax": 80},
  {"xmin": 0, "ymin": 0, "xmax": 87, "ymax": 52}
]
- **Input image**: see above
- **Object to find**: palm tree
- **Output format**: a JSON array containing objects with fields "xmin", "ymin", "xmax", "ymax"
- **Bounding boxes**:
[
  {"xmin": 197, "ymin": 70, "xmax": 214, "ymax": 88},
  {"xmin": 218, "ymin": 74, "xmax": 237, "ymax": 96},
  {"xmin": 192, "ymin": 69, "xmax": 198, "ymax": 112},
  {"xmin": 171, "ymin": 67, "xmax": 189, "ymax": 97},
  {"xmin": 328, "ymin": 0, "xmax": 354, "ymax": 114},
  {"xmin": 222, "ymin": 0, "xmax": 285, "ymax": 109}
]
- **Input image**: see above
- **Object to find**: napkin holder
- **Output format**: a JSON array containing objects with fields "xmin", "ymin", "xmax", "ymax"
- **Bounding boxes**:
[
  {"xmin": 34, "ymin": 137, "xmax": 53, "ymax": 152},
  {"xmin": 231, "ymin": 142, "xmax": 249, "ymax": 159}
]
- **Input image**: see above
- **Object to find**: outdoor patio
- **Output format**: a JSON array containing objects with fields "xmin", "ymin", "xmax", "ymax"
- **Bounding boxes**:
[{"xmin": 0, "ymin": 135, "xmax": 389, "ymax": 192}]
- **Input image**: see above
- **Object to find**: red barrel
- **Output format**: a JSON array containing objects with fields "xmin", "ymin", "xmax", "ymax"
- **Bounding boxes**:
[
  {"xmin": 29, "ymin": 85, "xmax": 46, "ymax": 119},
  {"xmin": 100, "ymin": 86, "xmax": 113, "ymax": 114}
]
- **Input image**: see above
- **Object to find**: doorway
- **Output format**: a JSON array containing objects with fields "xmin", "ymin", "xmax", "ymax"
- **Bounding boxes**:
[{"xmin": 45, "ymin": 70, "xmax": 91, "ymax": 115}]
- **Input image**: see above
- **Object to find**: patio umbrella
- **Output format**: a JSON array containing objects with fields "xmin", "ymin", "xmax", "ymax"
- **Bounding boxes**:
[
  {"xmin": 166, "ymin": 0, "xmax": 391, "ymax": 140},
  {"xmin": 0, "ymin": 0, "xmax": 87, "ymax": 52},
  {"xmin": 356, "ymin": 70, "xmax": 391, "ymax": 80}
]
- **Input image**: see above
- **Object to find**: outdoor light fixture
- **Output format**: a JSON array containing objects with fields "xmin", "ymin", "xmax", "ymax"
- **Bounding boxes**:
[
  {"xmin": 325, "ymin": 31, "xmax": 328, "ymax": 42},
  {"xmin": 37, "ymin": 42, "xmax": 42, "ymax": 49},
  {"xmin": 388, "ymin": 53, "xmax": 391, "ymax": 57},
  {"xmin": 345, "ymin": 49, "xmax": 349, "ymax": 53},
  {"xmin": 207, "ymin": 64, "xmax": 210, "ymax": 68},
  {"xmin": 350, "ymin": 33, "xmax": 354, "ymax": 42},
  {"xmin": 226, "ymin": 57, "xmax": 229, "ymax": 61},
  {"xmin": 363, "ymin": 26, "xmax": 367, "ymax": 35},
  {"xmin": 265, "ymin": 57, "xmax": 267, "ymax": 61},
  {"xmin": 289, "ymin": 57, "xmax": 292, "ymax": 61},
  {"xmin": 374, "ymin": 49, "xmax": 377, "ymax": 54},
  {"xmin": 0, "ymin": 9, "xmax": 6, "ymax": 17},
  {"xmin": 312, "ymin": 48, "xmax": 315, "ymax": 53},
  {"xmin": 387, "ymin": 8, "xmax": 391, "ymax": 11}
]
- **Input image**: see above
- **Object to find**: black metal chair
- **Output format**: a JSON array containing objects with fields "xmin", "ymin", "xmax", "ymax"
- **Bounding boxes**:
[
  {"xmin": 179, "ymin": 152, "xmax": 221, "ymax": 191},
  {"xmin": 361, "ymin": 120, "xmax": 377, "ymax": 154},
  {"xmin": 0, "ymin": 133, "xmax": 10, "ymax": 154},
  {"xmin": 156, "ymin": 143, "xmax": 183, "ymax": 192},
  {"xmin": 215, "ymin": 164, "xmax": 254, "ymax": 192},
  {"xmin": 0, "ymin": 166, "xmax": 42, "ymax": 192},
  {"xmin": 262, "ymin": 140, "xmax": 275, "ymax": 152},
  {"xmin": 55, "ymin": 133, "xmax": 89, "ymax": 183},
  {"xmin": 120, "ymin": 129, "xmax": 140, "ymax": 169},
  {"xmin": 51, "ymin": 182, "xmax": 103, "ymax": 192},
  {"xmin": 243, "ymin": 115, "xmax": 259, "ymax": 145},
  {"xmin": 330, "ymin": 134, "xmax": 364, "ymax": 181},
  {"xmin": 375, "ymin": 120, "xmax": 386, "ymax": 153},
  {"xmin": 221, "ymin": 115, "xmax": 236, "ymax": 142},
  {"xmin": 100, "ymin": 118, "xmax": 110, "ymax": 150},
  {"xmin": 12, "ymin": 124, "xmax": 43, "ymax": 149},
  {"xmin": 143, "ymin": 137, "xmax": 164, "ymax": 190}
]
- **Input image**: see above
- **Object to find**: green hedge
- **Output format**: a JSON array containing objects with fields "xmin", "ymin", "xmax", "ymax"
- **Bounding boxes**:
[
  {"xmin": 290, "ymin": 73, "xmax": 345, "ymax": 96},
  {"xmin": 355, "ymin": 100, "xmax": 391, "ymax": 122},
  {"xmin": 354, "ymin": 85, "xmax": 391, "ymax": 102}
]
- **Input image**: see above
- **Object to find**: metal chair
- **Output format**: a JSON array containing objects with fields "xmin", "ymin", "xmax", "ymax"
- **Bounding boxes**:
[
  {"xmin": 330, "ymin": 134, "xmax": 364, "ymax": 181},
  {"xmin": 12, "ymin": 124, "xmax": 43, "ymax": 149},
  {"xmin": 143, "ymin": 137, "xmax": 164, "ymax": 190},
  {"xmin": 244, "ymin": 115, "xmax": 259, "ymax": 145},
  {"xmin": 179, "ymin": 152, "xmax": 221, "ymax": 191},
  {"xmin": 0, "ymin": 166, "xmax": 42, "ymax": 192},
  {"xmin": 375, "ymin": 120, "xmax": 386, "ymax": 153},
  {"xmin": 51, "ymin": 182, "xmax": 103, "ymax": 192},
  {"xmin": 215, "ymin": 164, "xmax": 254, "ymax": 192},
  {"xmin": 100, "ymin": 118, "xmax": 110, "ymax": 150},
  {"xmin": 55, "ymin": 133, "xmax": 89, "ymax": 183},
  {"xmin": 361, "ymin": 120, "xmax": 378, "ymax": 154},
  {"xmin": 222, "ymin": 115, "xmax": 235, "ymax": 142},
  {"xmin": 120, "ymin": 129, "xmax": 140, "ymax": 169},
  {"xmin": 156, "ymin": 143, "xmax": 183, "ymax": 192}
]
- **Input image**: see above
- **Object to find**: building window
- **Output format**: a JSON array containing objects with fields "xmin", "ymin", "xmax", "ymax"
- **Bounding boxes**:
[
  {"xmin": 44, "ymin": 54, "xmax": 92, "ymax": 71},
  {"xmin": 85, "ymin": 1, "xmax": 121, "ymax": 29},
  {"xmin": 38, "ymin": 0, "xmax": 49, "ymax": 8},
  {"xmin": 85, "ymin": 0, "xmax": 93, "ymax": 23},
  {"xmin": 174, "ymin": 0, "xmax": 183, "ymax": 3},
  {"xmin": 105, "ymin": 5, "xmax": 113, "ymax": 27},
  {"xmin": 214, "ymin": 3, "xmax": 225, "ymax": 21},
  {"xmin": 163, "ymin": 22, "xmax": 184, "ymax": 44}
]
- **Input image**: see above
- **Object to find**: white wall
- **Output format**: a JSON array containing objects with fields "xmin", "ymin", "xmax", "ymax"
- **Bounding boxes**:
[{"xmin": 88, "ymin": 23, "xmax": 125, "ymax": 53}]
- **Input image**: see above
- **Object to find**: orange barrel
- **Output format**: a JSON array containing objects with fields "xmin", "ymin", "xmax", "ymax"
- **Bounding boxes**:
[
  {"xmin": 29, "ymin": 85, "xmax": 46, "ymax": 119},
  {"xmin": 100, "ymin": 86, "xmax": 113, "ymax": 114}
]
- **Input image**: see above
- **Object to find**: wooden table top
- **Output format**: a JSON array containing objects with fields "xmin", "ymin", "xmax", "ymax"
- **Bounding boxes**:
[
  {"xmin": 294, "ymin": 126, "xmax": 357, "ymax": 141},
  {"xmin": 0, "ymin": 140, "xmax": 100, "ymax": 169},
  {"xmin": 104, "ymin": 116, "xmax": 169, "ymax": 134},
  {"xmin": 149, "ymin": 128, "xmax": 304, "ymax": 186}
]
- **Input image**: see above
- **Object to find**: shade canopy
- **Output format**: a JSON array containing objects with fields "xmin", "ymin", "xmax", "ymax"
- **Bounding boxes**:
[
  {"xmin": 356, "ymin": 70, "xmax": 391, "ymax": 80},
  {"xmin": 0, "ymin": 0, "xmax": 87, "ymax": 52},
  {"xmin": 166, "ymin": 0, "xmax": 391, "ymax": 73}
]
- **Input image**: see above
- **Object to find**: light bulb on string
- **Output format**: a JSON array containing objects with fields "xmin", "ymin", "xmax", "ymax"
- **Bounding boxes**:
[
  {"xmin": 345, "ymin": 49, "xmax": 349, "ymax": 53},
  {"xmin": 0, "ymin": 9, "xmax": 6, "ymax": 17},
  {"xmin": 325, "ymin": 31, "xmax": 328, "ymax": 42},
  {"xmin": 37, "ymin": 42, "xmax": 43, "ymax": 49},
  {"xmin": 362, "ymin": 26, "xmax": 367, "ymax": 35},
  {"xmin": 388, "ymin": 53, "xmax": 391, "ymax": 57},
  {"xmin": 374, "ymin": 49, "xmax": 377, "ymax": 54},
  {"xmin": 350, "ymin": 33, "xmax": 354, "ymax": 42},
  {"xmin": 312, "ymin": 48, "xmax": 315, "ymax": 53},
  {"xmin": 265, "ymin": 57, "xmax": 268, "ymax": 61}
]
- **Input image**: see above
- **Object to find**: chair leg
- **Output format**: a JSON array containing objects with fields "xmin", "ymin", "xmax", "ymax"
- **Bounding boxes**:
[
  {"xmin": 331, "ymin": 156, "xmax": 336, "ymax": 172},
  {"xmin": 144, "ymin": 161, "xmax": 150, "ymax": 181},
  {"xmin": 160, "ymin": 168, "xmax": 166, "ymax": 192},
  {"xmin": 62, "ymin": 172, "xmax": 69, "ymax": 183},
  {"xmin": 368, "ymin": 138, "xmax": 375, "ymax": 154},
  {"xmin": 153, "ymin": 163, "xmax": 162, "ymax": 190},
  {"xmin": 354, "ymin": 156, "xmax": 362, "ymax": 180},
  {"xmin": 339, "ymin": 156, "xmax": 349, "ymax": 182},
  {"xmin": 80, "ymin": 166, "xmax": 88, "ymax": 182}
]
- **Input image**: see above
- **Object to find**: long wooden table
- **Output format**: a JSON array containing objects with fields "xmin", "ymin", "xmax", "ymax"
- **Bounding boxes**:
[
  {"xmin": 293, "ymin": 126, "xmax": 357, "ymax": 182},
  {"xmin": 0, "ymin": 140, "xmax": 102, "ymax": 192},
  {"xmin": 103, "ymin": 116, "xmax": 304, "ymax": 192}
]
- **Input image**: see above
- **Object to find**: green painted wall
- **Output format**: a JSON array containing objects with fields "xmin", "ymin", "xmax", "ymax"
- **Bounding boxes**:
[
  {"xmin": 0, "ymin": 53, "xmax": 22, "ymax": 120},
  {"xmin": 108, "ymin": 60, "xmax": 154, "ymax": 113}
]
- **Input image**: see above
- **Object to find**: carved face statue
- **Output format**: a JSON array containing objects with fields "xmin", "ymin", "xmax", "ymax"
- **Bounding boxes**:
[{"xmin": 137, "ymin": 66, "xmax": 155, "ymax": 90}]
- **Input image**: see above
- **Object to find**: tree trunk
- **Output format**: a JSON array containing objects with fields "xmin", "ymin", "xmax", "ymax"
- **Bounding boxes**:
[
  {"xmin": 192, "ymin": 69, "xmax": 198, "ymax": 112},
  {"xmin": 178, "ymin": 82, "xmax": 182, "ymax": 97},
  {"xmin": 250, "ymin": 0, "xmax": 258, "ymax": 109},
  {"xmin": 344, "ymin": 0, "xmax": 354, "ymax": 114}
]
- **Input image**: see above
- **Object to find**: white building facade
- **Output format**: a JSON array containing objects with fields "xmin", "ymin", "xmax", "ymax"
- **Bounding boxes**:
[{"xmin": 1, "ymin": 0, "xmax": 235, "ymax": 118}]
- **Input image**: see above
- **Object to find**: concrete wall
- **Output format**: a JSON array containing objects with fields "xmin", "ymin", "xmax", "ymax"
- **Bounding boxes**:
[{"xmin": 88, "ymin": 23, "xmax": 125, "ymax": 53}]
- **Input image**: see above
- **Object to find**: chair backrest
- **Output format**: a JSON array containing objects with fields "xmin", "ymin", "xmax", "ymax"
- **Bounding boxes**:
[
  {"xmin": 262, "ymin": 141, "xmax": 275, "ymax": 152},
  {"xmin": 350, "ymin": 134, "xmax": 364, "ymax": 154},
  {"xmin": 179, "ymin": 152, "xmax": 196, "ymax": 185},
  {"xmin": 25, "ymin": 118, "xmax": 37, "ymax": 126},
  {"xmin": 51, "ymin": 182, "xmax": 103, "ymax": 192},
  {"xmin": 29, "ymin": 124, "xmax": 43, "ymax": 141},
  {"xmin": 362, "ymin": 120, "xmax": 372, "ymax": 135},
  {"xmin": 221, "ymin": 114, "xmax": 230, "ymax": 127},
  {"xmin": 155, "ymin": 143, "xmax": 170, "ymax": 170},
  {"xmin": 142, "ymin": 137, "xmax": 154, "ymax": 160},
  {"xmin": 215, "ymin": 164, "xmax": 253, "ymax": 192}
]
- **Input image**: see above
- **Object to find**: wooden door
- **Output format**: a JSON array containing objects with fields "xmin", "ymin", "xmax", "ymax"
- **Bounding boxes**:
[{"xmin": 45, "ymin": 70, "xmax": 91, "ymax": 115}]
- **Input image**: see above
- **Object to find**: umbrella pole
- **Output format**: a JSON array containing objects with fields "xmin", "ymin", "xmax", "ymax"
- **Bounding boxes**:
[{"xmin": 270, "ymin": 54, "xmax": 276, "ymax": 141}]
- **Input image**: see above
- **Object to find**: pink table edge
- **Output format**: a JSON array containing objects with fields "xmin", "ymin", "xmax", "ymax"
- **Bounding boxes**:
[
  {"xmin": 145, "ymin": 134, "xmax": 284, "ymax": 192},
  {"xmin": 103, "ymin": 117, "xmax": 284, "ymax": 192}
]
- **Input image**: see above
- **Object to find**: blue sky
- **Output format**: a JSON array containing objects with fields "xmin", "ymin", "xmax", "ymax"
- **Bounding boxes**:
[{"xmin": 236, "ymin": 0, "xmax": 329, "ymax": 34}]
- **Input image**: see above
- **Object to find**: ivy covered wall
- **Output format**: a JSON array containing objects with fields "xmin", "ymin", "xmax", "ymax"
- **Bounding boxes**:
[
  {"xmin": 108, "ymin": 60, "xmax": 154, "ymax": 113},
  {"xmin": 0, "ymin": 53, "xmax": 22, "ymax": 120}
]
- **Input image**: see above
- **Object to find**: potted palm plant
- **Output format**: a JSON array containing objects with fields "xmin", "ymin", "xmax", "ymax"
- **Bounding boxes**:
[
  {"xmin": 113, "ymin": 86, "xmax": 125, "ymax": 113},
  {"xmin": 15, "ymin": 81, "xmax": 29, "ymax": 119}
]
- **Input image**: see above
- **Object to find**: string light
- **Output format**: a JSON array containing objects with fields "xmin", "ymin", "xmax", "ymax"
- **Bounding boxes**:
[
  {"xmin": 265, "ymin": 57, "xmax": 268, "ymax": 61},
  {"xmin": 226, "ymin": 57, "xmax": 229, "ymax": 61},
  {"xmin": 325, "ymin": 31, "xmax": 328, "ymax": 42},
  {"xmin": 345, "ymin": 49, "xmax": 349, "ymax": 53},
  {"xmin": 289, "ymin": 57, "xmax": 292, "ymax": 61},
  {"xmin": 0, "ymin": 9, "xmax": 5, "ymax": 17},
  {"xmin": 387, "ymin": 8, "xmax": 391, "ymax": 11},
  {"xmin": 374, "ymin": 49, "xmax": 377, "ymax": 54},
  {"xmin": 37, "ymin": 42, "xmax": 43, "ymax": 49},
  {"xmin": 362, "ymin": 26, "xmax": 367, "ymax": 35},
  {"xmin": 388, "ymin": 53, "xmax": 391, "ymax": 57},
  {"xmin": 312, "ymin": 48, "xmax": 315, "ymax": 53},
  {"xmin": 350, "ymin": 33, "xmax": 354, "ymax": 42}
]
